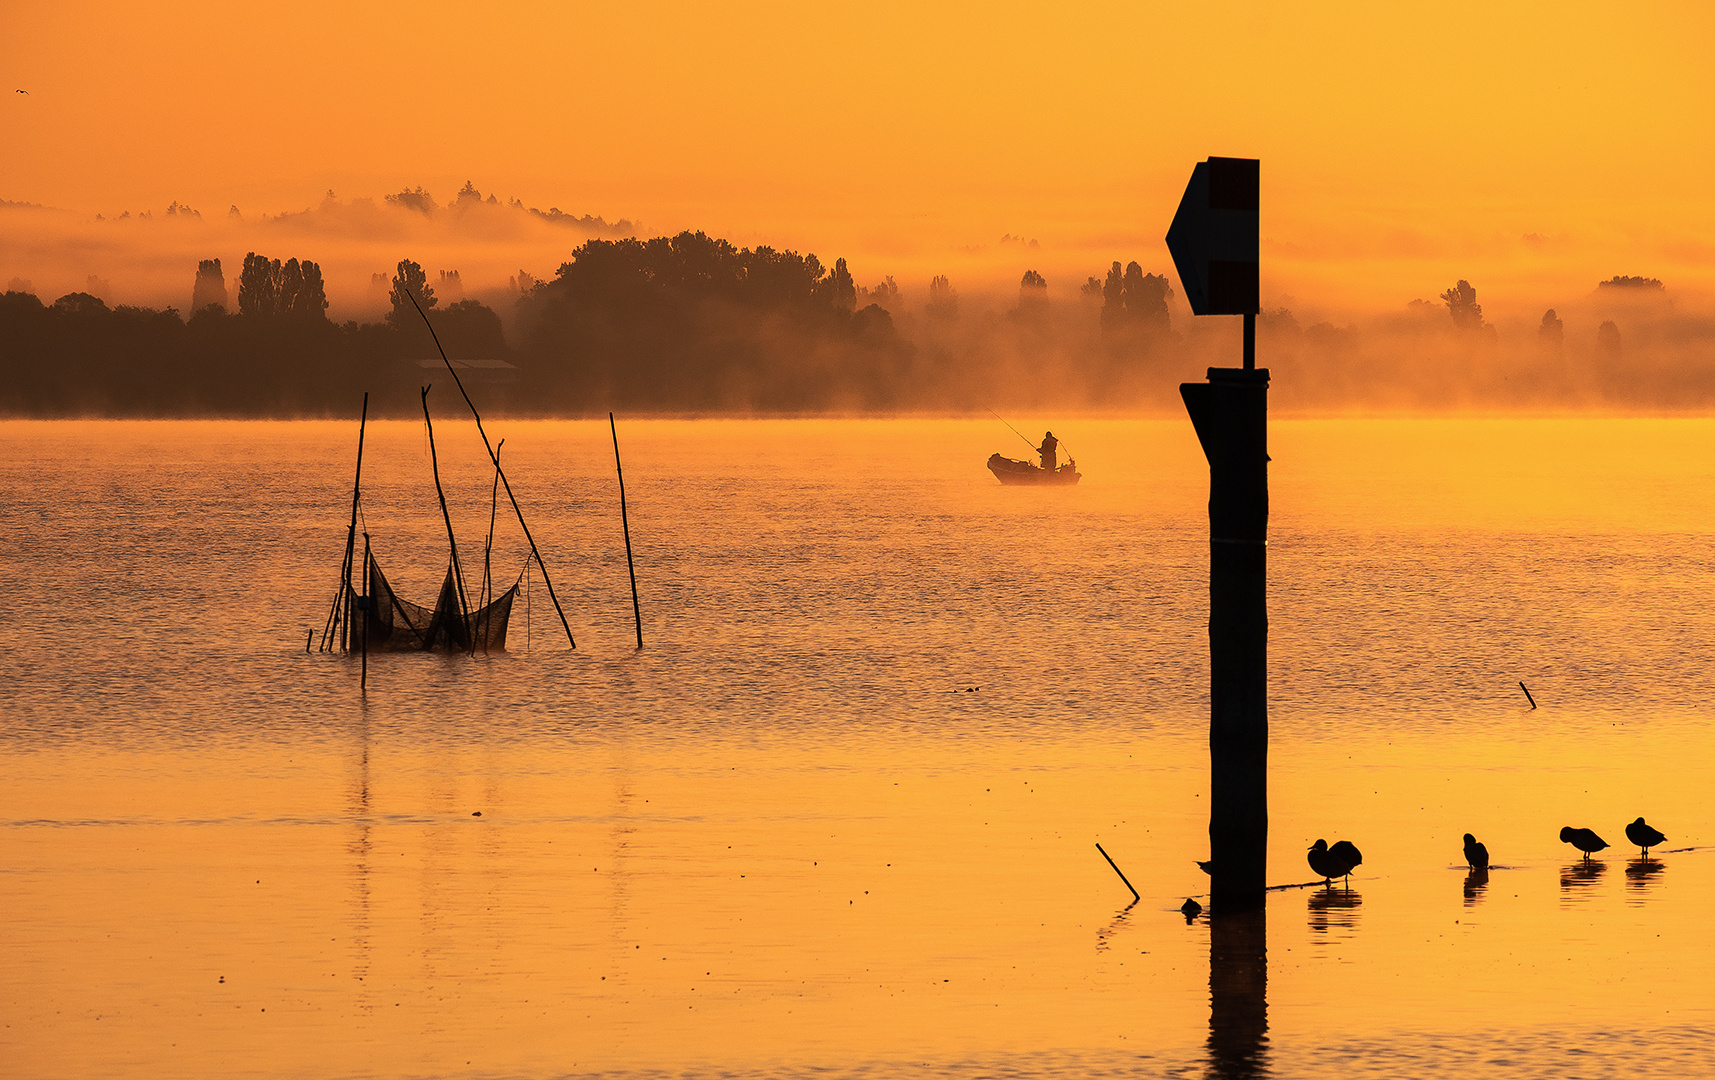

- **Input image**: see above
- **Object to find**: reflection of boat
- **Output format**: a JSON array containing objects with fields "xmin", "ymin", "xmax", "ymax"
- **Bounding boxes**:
[{"xmin": 987, "ymin": 453, "xmax": 1081, "ymax": 486}]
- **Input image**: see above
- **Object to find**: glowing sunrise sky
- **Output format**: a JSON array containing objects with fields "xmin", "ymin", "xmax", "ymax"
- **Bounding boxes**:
[{"xmin": 3, "ymin": 1, "xmax": 1713, "ymax": 312}]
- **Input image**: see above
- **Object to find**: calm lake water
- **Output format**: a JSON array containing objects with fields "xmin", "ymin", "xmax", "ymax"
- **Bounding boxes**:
[{"xmin": 3, "ymin": 416, "xmax": 1713, "ymax": 1079}]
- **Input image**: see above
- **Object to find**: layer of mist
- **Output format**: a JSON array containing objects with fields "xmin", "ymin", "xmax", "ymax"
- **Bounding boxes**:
[{"xmin": 2, "ymin": 188, "xmax": 1711, "ymax": 416}]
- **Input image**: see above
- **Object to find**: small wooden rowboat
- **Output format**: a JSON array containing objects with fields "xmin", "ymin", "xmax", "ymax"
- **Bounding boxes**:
[{"xmin": 987, "ymin": 453, "xmax": 1081, "ymax": 486}]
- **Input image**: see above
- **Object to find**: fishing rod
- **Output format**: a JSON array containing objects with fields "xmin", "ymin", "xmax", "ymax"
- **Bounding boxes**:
[
  {"xmin": 986, "ymin": 407, "xmax": 1073, "ymax": 464},
  {"xmin": 986, "ymin": 407, "xmax": 1040, "ymax": 453}
]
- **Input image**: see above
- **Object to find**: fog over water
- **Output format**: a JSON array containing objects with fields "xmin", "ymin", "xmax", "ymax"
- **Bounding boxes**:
[{"xmin": 4, "ymin": 185, "xmax": 1713, "ymax": 416}]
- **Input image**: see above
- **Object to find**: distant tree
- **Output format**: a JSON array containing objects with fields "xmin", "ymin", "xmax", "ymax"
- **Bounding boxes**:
[
  {"xmin": 927, "ymin": 274, "xmax": 957, "ymax": 317},
  {"xmin": 52, "ymin": 292, "xmax": 109, "ymax": 317},
  {"xmin": 1080, "ymin": 276, "xmax": 1103, "ymax": 301},
  {"xmin": 1439, "ymin": 279, "xmax": 1483, "ymax": 330},
  {"xmin": 292, "ymin": 260, "xmax": 329, "ymax": 318},
  {"xmin": 1596, "ymin": 320, "xmax": 1622, "ymax": 364},
  {"xmin": 277, "ymin": 259, "xmax": 304, "ymax": 319},
  {"xmin": 191, "ymin": 259, "xmax": 227, "ymax": 312},
  {"xmin": 859, "ymin": 275, "xmax": 900, "ymax": 308},
  {"xmin": 1538, "ymin": 309, "xmax": 1564, "ymax": 353},
  {"xmin": 1124, "ymin": 264, "xmax": 1172, "ymax": 334},
  {"xmin": 456, "ymin": 181, "xmax": 483, "ymax": 205},
  {"xmin": 237, "ymin": 253, "xmax": 278, "ymax": 316},
  {"xmin": 388, "ymin": 258, "xmax": 437, "ymax": 327},
  {"xmin": 817, "ymin": 257, "xmax": 857, "ymax": 310},
  {"xmin": 437, "ymin": 269, "xmax": 465, "ymax": 302},
  {"xmin": 1598, "ymin": 275, "xmax": 1663, "ymax": 291},
  {"xmin": 386, "ymin": 187, "xmax": 437, "ymax": 214},
  {"xmin": 6, "ymin": 277, "xmax": 32, "ymax": 294},
  {"xmin": 1100, "ymin": 262, "xmax": 1125, "ymax": 329}
]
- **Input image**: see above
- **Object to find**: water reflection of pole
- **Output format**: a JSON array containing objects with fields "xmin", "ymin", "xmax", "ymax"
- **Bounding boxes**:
[
  {"xmin": 1206, "ymin": 908, "xmax": 1269, "ymax": 1080},
  {"xmin": 348, "ymin": 704, "xmax": 373, "ymax": 1014}
]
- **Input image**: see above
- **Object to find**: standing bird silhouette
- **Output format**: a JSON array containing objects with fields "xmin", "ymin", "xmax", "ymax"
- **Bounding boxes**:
[
  {"xmin": 1624, "ymin": 817, "xmax": 1666, "ymax": 857},
  {"xmin": 1308, "ymin": 839, "xmax": 1363, "ymax": 884},
  {"xmin": 1560, "ymin": 826, "xmax": 1608, "ymax": 859},
  {"xmin": 1462, "ymin": 833, "xmax": 1490, "ymax": 871}
]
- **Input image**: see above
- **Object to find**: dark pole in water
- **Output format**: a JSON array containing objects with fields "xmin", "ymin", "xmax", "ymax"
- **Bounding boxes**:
[
  {"xmin": 323, "ymin": 392, "xmax": 368, "ymax": 653},
  {"xmin": 421, "ymin": 385, "xmax": 474, "ymax": 644},
  {"xmin": 476, "ymin": 441, "xmax": 503, "ymax": 653},
  {"xmin": 1095, "ymin": 843, "xmax": 1140, "ymax": 903},
  {"xmin": 402, "ymin": 289, "xmax": 577, "ymax": 649},
  {"xmin": 1519, "ymin": 681, "xmax": 1537, "ymax": 709},
  {"xmin": 1182, "ymin": 365, "xmax": 1270, "ymax": 911},
  {"xmin": 610, "ymin": 412, "xmax": 644, "ymax": 650},
  {"xmin": 1169, "ymin": 156, "xmax": 1267, "ymax": 913},
  {"xmin": 361, "ymin": 535, "xmax": 370, "ymax": 692}
]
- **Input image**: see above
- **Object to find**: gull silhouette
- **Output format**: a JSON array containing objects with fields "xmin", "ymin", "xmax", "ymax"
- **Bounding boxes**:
[
  {"xmin": 1624, "ymin": 817, "xmax": 1666, "ymax": 857},
  {"xmin": 1560, "ymin": 826, "xmax": 1608, "ymax": 859},
  {"xmin": 1462, "ymin": 833, "xmax": 1490, "ymax": 871}
]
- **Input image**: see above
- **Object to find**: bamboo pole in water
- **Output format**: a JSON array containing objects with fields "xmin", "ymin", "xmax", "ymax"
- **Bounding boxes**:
[
  {"xmin": 476, "ymin": 441, "xmax": 503, "ymax": 652},
  {"xmin": 403, "ymin": 289, "xmax": 576, "ymax": 649},
  {"xmin": 610, "ymin": 413, "xmax": 643, "ymax": 650},
  {"xmin": 361, "ymin": 536, "xmax": 370, "ymax": 691},
  {"xmin": 323, "ymin": 393, "xmax": 368, "ymax": 652},
  {"xmin": 421, "ymin": 386, "xmax": 474, "ymax": 648}
]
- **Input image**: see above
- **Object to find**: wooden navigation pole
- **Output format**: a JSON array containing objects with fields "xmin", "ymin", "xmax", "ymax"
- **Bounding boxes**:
[
  {"xmin": 610, "ymin": 413, "xmax": 644, "ymax": 650},
  {"xmin": 421, "ymin": 385, "xmax": 474, "ymax": 644},
  {"xmin": 1169, "ymin": 157, "xmax": 1268, "ymax": 912},
  {"xmin": 403, "ymin": 289, "xmax": 577, "ymax": 649}
]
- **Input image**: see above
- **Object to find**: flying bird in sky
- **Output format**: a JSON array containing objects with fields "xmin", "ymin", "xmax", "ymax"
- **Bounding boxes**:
[{"xmin": 15, "ymin": 89, "xmax": 27, "ymax": 94}]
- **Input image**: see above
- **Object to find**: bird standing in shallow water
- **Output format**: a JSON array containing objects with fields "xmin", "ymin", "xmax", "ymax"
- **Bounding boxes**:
[
  {"xmin": 1463, "ymin": 833, "xmax": 1490, "ymax": 871},
  {"xmin": 1560, "ymin": 826, "xmax": 1608, "ymax": 859},
  {"xmin": 1625, "ymin": 817, "xmax": 1666, "ymax": 857},
  {"xmin": 1308, "ymin": 839, "xmax": 1363, "ymax": 884}
]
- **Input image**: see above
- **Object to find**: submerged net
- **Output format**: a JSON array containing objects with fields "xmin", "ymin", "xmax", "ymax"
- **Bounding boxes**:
[{"xmin": 348, "ymin": 555, "xmax": 518, "ymax": 653}]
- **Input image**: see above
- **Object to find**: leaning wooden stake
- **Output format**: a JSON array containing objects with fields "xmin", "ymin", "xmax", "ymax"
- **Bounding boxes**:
[
  {"xmin": 404, "ymin": 289, "xmax": 576, "ymax": 649},
  {"xmin": 610, "ymin": 412, "xmax": 643, "ymax": 650},
  {"xmin": 421, "ymin": 385, "xmax": 474, "ymax": 646},
  {"xmin": 1096, "ymin": 843, "xmax": 1140, "ymax": 903},
  {"xmin": 322, "ymin": 392, "xmax": 369, "ymax": 652},
  {"xmin": 1519, "ymin": 681, "xmax": 1537, "ymax": 709}
]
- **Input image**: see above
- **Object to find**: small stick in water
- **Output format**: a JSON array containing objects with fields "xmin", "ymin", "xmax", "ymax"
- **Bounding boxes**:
[
  {"xmin": 1096, "ymin": 843, "xmax": 1140, "ymax": 903},
  {"xmin": 1519, "ymin": 681, "xmax": 1537, "ymax": 709},
  {"xmin": 305, "ymin": 630, "xmax": 312, "ymax": 654}
]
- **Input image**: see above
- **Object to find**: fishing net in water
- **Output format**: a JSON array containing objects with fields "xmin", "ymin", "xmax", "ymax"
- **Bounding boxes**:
[{"xmin": 349, "ymin": 555, "xmax": 518, "ymax": 653}]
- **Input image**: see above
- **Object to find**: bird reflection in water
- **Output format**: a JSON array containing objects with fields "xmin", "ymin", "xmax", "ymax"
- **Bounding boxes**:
[
  {"xmin": 1559, "ymin": 856, "xmax": 1607, "ymax": 900},
  {"xmin": 1206, "ymin": 908, "xmax": 1269, "ymax": 1080},
  {"xmin": 1463, "ymin": 867, "xmax": 1490, "ymax": 906},
  {"xmin": 1307, "ymin": 884, "xmax": 1363, "ymax": 937},
  {"xmin": 1625, "ymin": 857, "xmax": 1666, "ymax": 901}
]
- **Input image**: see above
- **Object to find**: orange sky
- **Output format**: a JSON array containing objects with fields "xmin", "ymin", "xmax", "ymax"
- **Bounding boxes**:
[{"xmin": 4, "ymin": 1, "xmax": 1714, "ymax": 311}]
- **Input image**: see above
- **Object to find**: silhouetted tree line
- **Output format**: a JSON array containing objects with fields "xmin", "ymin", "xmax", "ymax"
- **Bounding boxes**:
[
  {"xmin": 515, "ymin": 232, "xmax": 907, "ymax": 410},
  {"xmin": 238, "ymin": 252, "xmax": 329, "ymax": 318}
]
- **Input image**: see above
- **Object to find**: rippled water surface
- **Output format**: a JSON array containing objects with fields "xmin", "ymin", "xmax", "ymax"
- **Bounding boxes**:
[{"xmin": 3, "ymin": 417, "xmax": 1714, "ymax": 1078}]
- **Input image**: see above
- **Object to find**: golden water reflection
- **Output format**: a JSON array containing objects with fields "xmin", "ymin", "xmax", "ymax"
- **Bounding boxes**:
[
  {"xmin": 1560, "ymin": 858, "xmax": 1609, "ymax": 898},
  {"xmin": 1207, "ymin": 909, "xmax": 1269, "ymax": 1080},
  {"xmin": 1307, "ymin": 885, "xmax": 1363, "ymax": 938},
  {"xmin": 1462, "ymin": 868, "xmax": 1489, "ymax": 906}
]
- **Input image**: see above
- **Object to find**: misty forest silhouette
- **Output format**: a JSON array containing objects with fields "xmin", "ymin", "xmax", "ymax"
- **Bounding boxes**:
[{"xmin": 0, "ymin": 225, "xmax": 1696, "ymax": 415}]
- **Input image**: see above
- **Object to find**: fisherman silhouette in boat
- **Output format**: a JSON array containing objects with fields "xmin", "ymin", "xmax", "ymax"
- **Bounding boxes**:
[{"xmin": 987, "ymin": 428, "xmax": 1081, "ymax": 485}]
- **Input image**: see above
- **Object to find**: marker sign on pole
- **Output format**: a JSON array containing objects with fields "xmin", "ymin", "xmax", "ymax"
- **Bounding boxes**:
[{"xmin": 1165, "ymin": 157, "xmax": 1260, "ymax": 316}]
